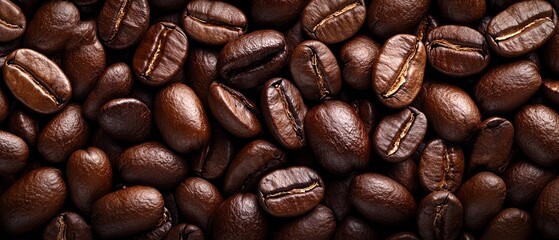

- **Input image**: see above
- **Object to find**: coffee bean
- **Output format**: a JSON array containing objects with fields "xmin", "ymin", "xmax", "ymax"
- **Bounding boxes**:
[
  {"xmin": 417, "ymin": 191, "xmax": 463, "ymax": 240},
  {"xmin": 534, "ymin": 177, "xmax": 559, "ymax": 239},
  {"xmin": 381, "ymin": 159, "xmax": 418, "ymax": 193},
  {"xmin": 43, "ymin": 211, "xmax": 92, "ymax": 240},
  {"xmin": 98, "ymin": 98, "xmax": 152, "ymax": 142},
  {"xmin": 481, "ymin": 208, "xmax": 532, "ymax": 240},
  {"xmin": 437, "ymin": 0, "xmax": 486, "ymax": 23},
  {"xmin": 6, "ymin": 109, "xmax": 38, "ymax": 146},
  {"xmin": 0, "ymin": 130, "xmax": 28, "ymax": 176},
  {"xmin": 334, "ymin": 215, "xmax": 379, "ymax": 240},
  {"xmin": 273, "ymin": 204, "xmax": 336, "ymax": 240},
  {"xmin": 251, "ymin": 0, "xmax": 306, "ymax": 29},
  {"xmin": 175, "ymin": 177, "xmax": 222, "ymax": 231},
  {"xmin": 130, "ymin": 207, "xmax": 173, "ymax": 240},
  {"xmin": 469, "ymin": 117, "xmax": 514, "ymax": 174},
  {"xmin": 543, "ymin": 30, "xmax": 559, "ymax": 73},
  {"xmin": 0, "ymin": 0, "xmax": 26, "ymax": 43},
  {"xmin": 0, "ymin": 86, "xmax": 8, "ymax": 123},
  {"xmin": 503, "ymin": 160, "xmax": 557, "ymax": 207},
  {"xmin": 419, "ymin": 139, "xmax": 465, "ymax": 193},
  {"xmin": 301, "ymin": 0, "xmax": 366, "ymax": 44},
  {"xmin": 97, "ymin": 0, "xmax": 150, "ymax": 49},
  {"xmin": 340, "ymin": 35, "xmax": 380, "ymax": 90},
  {"xmin": 184, "ymin": 47, "xmax": 219, "ymax": 108},
  {"xmin": 192, "ymin": 125, "xmax": 234, "ymax": 180},
  {"xmin": 542, "ymin": 78, "xmax": 559, "ymax": 105},
  {"xmin": 323, "ymin": 174, "xmax": 354, "ymax": 221},
  {"xmin": 212, "ymin": 193, "xmax": 268, "ymax": 240},
  {"xmin": 386, "ymin": 232, "xmax": 420, "ymax": 240},
  {"xmin": 366, "ymin": 0, "xmax": 430, "ymax": 39},
  {"xmin": 351, "ymin": 99, "xmax": 376, "ymax": 136},
  {"xmin": 163, "ymin": 223, "xmax": 204, "ymax": 240},
  {"xmin": 514, "ymin": 104, "xmax": 559, "ymax": 166}
]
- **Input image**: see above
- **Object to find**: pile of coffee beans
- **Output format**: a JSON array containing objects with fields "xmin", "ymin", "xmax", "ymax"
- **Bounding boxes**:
[{"xmin": 1, "ymin": 0, "xmax": 559, "ymax": 239}]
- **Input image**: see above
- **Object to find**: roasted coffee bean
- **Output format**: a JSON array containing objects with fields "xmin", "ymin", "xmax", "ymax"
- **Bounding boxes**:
[
  {"xmin": 542, "ymin": 78, "xmax": 559, "ymax": 105},
  {"xmin": 6, "ymin": 109, "xmax": 38, "ymax": 146},
  {"xmin": 544, "ymin": 30, "xmax": 559, "ymax": 73},
  {"xmin": 503, "ymin": 160, "xmax": 556, "ymax": 207},
  {"xmin": 426, "ymin": 25, "xmax": 490, "ymax": 77},
  {"xmin": 437, "ymin": 0, "xmax": 486, "ymax": 23},
  {"xmin": 301, "ymin": 0, "xmax": 366, "ymax": 44},
  {"xmin": 91, "ymin": 186, "xmax": 164, "ymax": 239},
  {"xmin": 381, "ymin": 158, "xmax": 418, "ymax": 193},
  {"xmin": 182, "ymin": 0, "xmax": 247, "ymax": 46},
  {"xmin": 351, "ymin": 99, "xmax": 376, "ymax": 135},
  {"xmin": 0, "ymin": 130, "xmax": 28, "ymax": 176},
  {"xmin": 456, "ymin": 172, "xmax": 506, "ymax": 231},
  {"xmin": 340, "ymin": 35, "xmax": 380, "ymax": 90},
  {"xmin": 130, "ymin": 207, "xmax": 172, "ymax": 240},
  {"xmin": 184, "ymin": 47, "xmax": 219, "ymax": 108},
  {"xmin": 273, "ymin": 204, "xmax": 336, "ymax": 240},
  {"xmin": 155, "ymin": 83, "xmax": 210, "ymax": 153},
  {"xmin": 481, "ymin": 208, "xmax": 532, "ymax": 240},
  {"xmin": 386, "ymin": 232, "xmax": 421, "ymax": 240},
  {"xmin": 211, "ymin": 193, "xmax": 268, "ymax": 240},
  {"xmin": 415, "ymin": 15, "xmax": 439, "ymax": 42},
  {"xmin": 0, "ymin": 87, "xmax": 8, "ymax": 123},
  {"xmin": 175, "ymin": 177, "xmax": 223, "ymax": 231},
  {"xmin": 43, "ymin": 211, "xmax": 93, "ymax": 240},
  {"xmin": 350, "ymin": 173, "xmax": 416, "ymax": 226},
  {"xmin": 258, "ymin": 166, "xmax": 324, "ymax": 217},
  {"xmin": 98, "ymin": 98, "xmax": 152, "ymax": 142},
  {"xmin": 417, "ymin": 191, "xmax": 463, "ymax": 240},
  {"xmin": 366, "ymin": 0, "xmax": 430, "ymax": 39},
  {"xmin": 37, "ymin": 104, "xmax": 89, "ymax": 163},
  {"xmin": 534, "ymin": 177, "xmax": 559, "ymax": 239},
  {"xmin": 334, "ymin": 215, "xmax": 379, "ymax": 240},
  {"xmin": 373, "ymin": 34, "xmax": 426, "ymax": 109},
  {"xmin": 163, "ymin": 223, "xmax": 204, "ymax": 240},
  {"xmin": 0, "ymin": 167, "xmax": 67, "ymax": 235},
  {"xmin": 285, "ymin": 20, "xmax": 306, "ymax": 57},
  {"xmin": 475, "ymin": 60, "xmax": 541, "ymax": 113},
  {"xmin": 305, "ymin": 100, "xmax": 370, "ymax": 176},
  {"xmin": 261, "ymin": 78, "xmax": 308, "ymax": 150},
  {"xmin": 192, "ymin": 125, "xmax": 234, "ymax": 180},
  {"xmin": 290, "ymin": 40, "xmax": 341, "ymax": 101},
  {"xmin": 487, "ymin": 0, "xmax": 558, "ymax": 57},
  {"xmin": 208, "ymin": 82, "xmax": 262, "ymax": 138},
  {"xmin": 514, "ymin": 104, "xmax": 559, "ymax": 166},
  {"xmin": 469, "ymin": 117, "xmax": 514, "ymax": 174},
  {"xmin": 324, "ymin": 174, "xmax": 354, "ymax": 221},
  {"xmin": 251, "ymin": 0, "xmax": 306, "ymax": 29},
  {"xmin": 97, "ymin": 0, "xmax": 150, "ymax": 49},
  {"xmin": 2, "ymin": 48, "xmax": 71, "ymax": 114},
  {"xmin": 419, "ymin": 139, "xmax": 465, "ymax": 193},
  {"xmin": 224, "ymin": 139, "xmax": 286, "ymax": 195},
  {"xmin": 0, "ymin": 0, "xmax": 26, "ymax": 43},
  {"xmin": 373, "ymin": 107, "xmax": 427, "ymax": 163}
]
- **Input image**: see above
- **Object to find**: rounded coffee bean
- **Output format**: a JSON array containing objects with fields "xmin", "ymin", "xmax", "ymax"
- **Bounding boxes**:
[
  {"xmin": 98, "ymin": 98, "xmax": 152, "ymax": 142},
  {"xmin": 184, "ymin": 47, "xmax": 219, "ymax": 108},
  {"xmin": 118, "ymin": 142, "xmax": 189, "ymax": 189},
  {"xmin": 426, "ymin": 25, "xmax": 490, "ymax": 77},
  {"xmin": 340, "ymin": 35, "xmax": 380, "ymax": 90},
  {"xmin": 182, "ymin": 0, "xmax": 247, "ymax": 46},
  {"xmin": 481, "ymin": 208, "xmax": 532, "ymax": 240},
  {"xmin": 62, "ymin": 35, "xmax": 106, "ymax": 100},
  {"xmin": 366, "ymin": 0, "xmax": 430, "ymax": 39},
  {"xmin": 2, "ymin": 48, "xmax": 71, "ymax": 114},
  {"xmin": 0, "ymin": 0, "xmax": 26, "ymax": 43},
  {"xmin": 192, "ymin": 125, "xmax": 234, "ymax": 180},
  {"xmin": 258, "ymin": 166, "xmax": 324, "ymax": 217},
  {"xmin": 323, "ymin": 174, "xmax": 354, "ymax": 221},
  {"xmin": 175, "ymin": 177, "xmax": 223, "ymax": 231},
  {"xmin": 534, "ymin": 178, "xmax": 559, "ymax": 239},
  {"xmin": 97, "ymin": 0, "xmax": 150, "ymax": 49},
  {"xmin": 417, "ymin": 191, "xmax": 463, "ymax": 240},
  {"xmin": 544, "ymin": 30, "xmax": 559, "ymax": 73},
  {"xmin": 163, "ymin": 223, "xmax": 204, "ymax": 240},
  {"xmin": 0, "ymin": 130, "xmax": 28, "ymax": 176},
  {"xmin": 381, "ymin": 159, "xmax": 418, "ymax": 193},
  {"xmin": 542, "ymin": 78, "xmax": 559, "ymax": 105},
  {"xmin": 352, "ymin": 99, "xmax": 376, "ymax": 136},
  {"xmin": 155, "ymin": 83, "xmax": 210, "ymax": 153},
  {"xmin": 43, "ymin": 211, "xmax": 92, "ymax": 240},
  {"xmin": 290, "ymin": 40, "xmax": 342, "ymax": 101},
  {"xmin": 437, "ymin": 0, "xmax": 486, "ymax": 23},
  {"xmin": 350, "ymin": 173, "xmax": 416, "ymax": 226},
  {"xmin": 0, "ymin": 87, "xmax": 8, "ymax": 123},
  {"xmin": 469, "ymin": 117, "xmax": 514, "ymax": 174},
  {"xmin": 250, "ymin": 0, "xmax": 306, "ymax": 28},
  {"xmin": 6, "ymin": 109, "xmax": 38, "ymax": 146},
  {"xmin": 373, "ymin": 107, "xmax": 427, "ymax": 163},
  {"xmin": 503, "ymin": 160, "xmax": 556, "ymax": 207},
  {"xmin": 419, "ymin": 139, "xmax": 465, "ymax": 193},
  {"xmin": 273, "ymin": 204, "xmax": 336, "ymax": 240},
  {"xmin": 373, "ymin": 34, "xmax": 426, "ymax": 109},
  {"xmin": 334, "ymin": 215, "xmax": 379, "ymax": 240},
  {"xmin": 91, "ymin": 186, "xmax": 164, "ymax": 239},
  {"xmin": 456, "ymin": 172, "xmax": 506, "ymax": 231},
  {"xmin": 305, "ymin": 100, "xmax": 370, "ymax": 176},
  {"xmin": 301, "ymin": 0, "xmax": 366, "ymax": 44},
  {"xmin": 0, "ymin": 167, "xmax": 67, "ymax": 235},
  {"xmin": 514, "ymin": 104, "xmax": 559, "ymax": 166},
  {"xmin": 212, "ymin": 193, "xmax": 268, "ymax": 240}
]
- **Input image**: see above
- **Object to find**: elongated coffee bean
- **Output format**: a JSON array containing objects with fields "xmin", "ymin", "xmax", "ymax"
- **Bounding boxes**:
[
  {"xmin": 0, "ymin": 0, "xmax": 26, "ymax": 43},
  {"xmin": 43, "ymin": 211, "xmax": 93, "ymax": 240},
  {"xmin": 417, "ymin": 191, "xmax": 463, "ymax": 240},
  {"xmin": 419, "ymin": 139, "xmax": 465, "ymax": 193},
  {"xmin": 469, "ymin": 117, "xmax": 514, "ymax": 174},
  {"xmin": 514, "ymin": 104, "xmax": 559, "ymax": 166},
  {"xmin": 0, "ymin": 130, "xmax": 28, "ymax": 176},
  {"xmin": 534, "ymin": 178, "xmax": 559, "ymax": 239},
  {"xmin": 301, "ymin": 0, "xmax": 366, "ymax": 44},
  {"xmin": 212, "ymin": 193, "xmax": 268, "ymax": 240},
  {"xmin": 97, "ymin": 0, "xmax": 150, "ymax": 49}
]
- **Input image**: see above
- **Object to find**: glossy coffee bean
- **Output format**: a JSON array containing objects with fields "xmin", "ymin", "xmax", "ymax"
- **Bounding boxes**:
[
  {"xmin": 6, "ymin": 109, "xmax": 38, "ymax": 147},
  {"xmin": 534, "ymin": 178, "xmax": 559, "ymax": 239},
  {"xmin": 290, "ymin": 40, "xmax": 341, "ymax": 101},
  {"xmin": 273, "ymin": 204, "xmax": 336, "ymax": 240},
  {"xmin": 542, "ymin": 78, "xmax": 559, "ymax": 105},
  {"xmin": 415, "ymin": 15, "xmax": 439, "ymax": 42},
  {"xmin": 514, "ymin": 104, "xmax": 559, "ymax": 166},
  {"xmin": 481, "ymin": 208, "xmax": 532, "ymax": 240},
  {"xmin": 437, "ymin": 0, "xmax": 486, "ymax": 23},
  {"xmin": 456, "ymin": 172, "xmax": 506, "ymax": 231},
  {"xmin": 417, "ymin": 191, "xmax": 463, "ymax": 240},
  {"xmin": 250, "ymin": 0, "xmax": 306, "ymax": 29},
  {"xmin": 37, "ymin": 104, "xmax": 89, "ymax": 163},
  {"xmin": 182, "ymin": 0, "xmax": 247, "ymax": 46},
  {"xmin": 487, "ymin": 0, "xmax": 558, "ymax": 57},
  {"xmin": 419, "ymin": 139, "xmax": 465, "ymax": 193},
  {"xmin": 426, "ymin": 25, "xmax": 490, "ymax": 77},
  {"xmin": 373, "ymin": 34, "xmax": 426, "ymax": 109},
  {"xmin": 62, "ymin": 36, "xmax": 106, "ymax": 100},
  {"xmin": 301, "ymin": 0, "xmax": 366, "ymax": 44},
  {"xmin": 503, "ymin": 160, "xmax": 556, "ymax": 207},
  {"xmin": 175, "ymin": 177, "xmax": 223, "ymax": 231},
  {"xmin": 350, "ymin": 173, "xmax": 416, "ymax": 226},
  {"xmin": 373, "ymin": 107, "xmax": 427, "ymax": 163},
  {"xmin": 0, "ymin": 87, "xmax": 8, "ymax": 124},
  {"xmin": 340, "ymin": 35, "xmax": 380, "ymax": 90},
  {"xmin": 475, "ymin": 60, "xmax": 541, "ymax": 113},
  {"xmin": 323, "ymin": 174, "xmax": 354, "ymax": 221},
  {"xmin": 192, "ymin": 125, "xmax": 234, "ymax": 180},
  {"xmin": 366, "ymin": 0, "xmax": 430, "ymax": 39},
  {"xmin": 184, "ymin": 47, "xmax": 218, "ymax": 108},
  {"xmin": 211, "ymin": 193, "xmax": 268, "ymax": 240},
  {"xmin": 43, "ymin": 211, "xmax": 92, "ymax": 240},
  {"xmin": 469, "ymin": 117, "xmax": 514, "ymax": 174},
  {"xmin": 381, "ymin": 159, "xmax": 418, "ymax": 193},
  {"xmin": 544, "ymin": 31, "xmax": 559, "ymax": 74},
  {"xmin": 258, "ymin": 166, "xmax": 324, "ymax": 217},
  {"xmin": 155, "ymin": 83, "xmax": 210, "ymax": 153},
  {"xmin": 97, "ymin": 0, "xmax": 150, "ymax": 49},
  {"xmin": 2, "ymin": 48, "xmax": 71, "ymax": 114},
  {"xmin": 0, "ymin": 167, "xmax": 67, "ymax": 235},
  {"xmin": 91, "ymin": 186, "xmax": 164, "ymax": 239},
  {"xmin": 351, "ymin": 99, "xmax": 376, "ymax": 136},
  {"xmin": 98, "ymin": 98, "xmax": 152, "ymax": 142},
  {"xmin": 261, "ymin": 78, "xmax": 308, "ymax": 150},
  {"xmin": 334, "ymin": 215, "xmax": 379, "ymax": 240},
  {"xmin": 305, "ymin": 100, "xmax": 370, "ymax": 176},
  {"xmin": 163, "ymin": 223, "xmax": 204, "ymax": 240},
  {"xmin": 0, "ymin": 130, "xmax": 28, "ymax": 176},
  {"xmin": 0, "ymin": 0, "xmax": 26, "ymax": 43},
  {"xmin": 130, "ymin": 207, "xmax": 173, "ymax": 240}
]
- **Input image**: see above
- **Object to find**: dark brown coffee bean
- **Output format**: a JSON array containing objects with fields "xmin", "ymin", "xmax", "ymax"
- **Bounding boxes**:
[
  {"xmin": 0, "ymin": 130, "xmax": 28, "ymax": 176},
  {"xmin": 0, "ymin": 0, "xmax": 26, "ymax": 43},
  {"xmin": 534, "ymin": 177, "xmax": 559, "ymax": 239},
  {"xmin": 37, "ymin": 104, "xmax": 89, "ymax": 163},
  {"xmin": 218, "ymin": 29, "xmax": 288, "ymax": 89},
  {"xmin": 301, "ymin": 0, "xmax": 366, "ymax": 44},
  {"xmin": 305, "ymin": 100, "xmax": 370, "ymax": 176},
  {"xmin": 426, "ymin": 25, "xmax": 490, "ymax": 77},
  {"xmin": 0, "ymin": 86, "xmax": 8, "ymax": 123},
  {"xmin": 350, "ymin": 173, "xmax": 416, "ymax": 226},
  {"xmin": 481, "ymin": 208, "xmax": 532, "ymax": 240},
  {"xmin": 323, "ymin": 174, "xmax": 354, "ymax": 221},
  {"xmin": 273, "ymin": 204, "xmax": 336, "ymax": 240},
  {"xmin": 176, "ymin": 177, "xmax": 223, "ymax": 231},
  {"xmin": 386, "ymin": 232, "xmax": 420, "ymax": 240},
  {"xmin": 415, "ymin": 15, "xmax": 440, "ymax": 42},
  {"xmin": 208, "ymin": 82, "xmax": 262, "ymax": 138},
  {"xmin": 6, "ymin": 109, "xmax": 38, "ymax": 146},
  {"xmin": 182, "ymin": 0, "xmax": 247, "ymax": 46},
  {"xmin": 487, "ymin": 0, "xmax": 558, "ymax": 57},
  {"xmin": 62, "ymin": 35, "xmax": 106, "ymax": 100},
  {"xmin": 469, "ymin": 117, "xmax": 514, "ymax": 174},
  {"xmin": 43, "ymin": 211, "xmax": 92, "ymax": 240},
  {"xmin": 419, "ymin": 139, "xmax": 465, "ymax": 193},
  {"xmin": 437, "ymin": 0, "xmax": 486, "ymax": 23},
  {"xmin": 542, "ymin": 78, "xmax": 559, "ymax": 105},
  {"xmin": 155, "ymin": 83, "xmax": 210, "ymax": 153},
  {"xmin": 334, "ymin": 215, "xmax": 379, "ymax": 240},
  {"xmin": 163, "ymin": 223, "xmax": 204, "ymax": 240},
  {"xmin": 544, "ymin": 30, "xmax": 559, "ymax": 73},
  {"xmin": 373, "ymin": 107, "xmax": 427, "ymax": 163},
  {"xmin": 417, "ymin": 191, "xmax": 463, "ymax": 240},
  {"xmin": 340, "ymin": 35, "xmax": 380, "ymax": 90},
  {"xmin": 261, "ymin": 78, "xmax": 308, "ymax": 150},
  {"xmin": 192, "ymin": 125, "xmax": 234, "ymax": 180},
  {"xmin": 97, "ymin": 0, "xmax": 150, "ymax": 49},
  {"xmin": 258, "ymin": 166, "xmax": 324, "ymax": 217},
  {"xmin": 475, "ymin": 60, "xmax": 541, "ymax": 113},
  {"xmin": 2, "ymin": 48, "xmax": 72, "ymax": 114},
  {"xmin": 351, "ymin": 99, "xmax": 376, "ymax": 136},
  {"xmin": 285, "ymin": 20, "xmax": 306, "ymax": 57},
  {"xmin": 366, "ymin": 0, "xmax": 430, "ymax": 39},
  {"xmin": 373, "ymin": 34, "xmax": 426, "ymax": 109},
  {"xmin": 211, "ymin": 193, "xmax": 268, "ymax": 240},
  {"xmin": 456, "ymin": 172, "xmax": 506, "ymax": 231},
  {"xmin": 184, "ymin": 47, "xmax": 219, "ymax": 108},
  {"xmin": 0, "ymin": 167, "xmax": 67, "ymax": 235},
  {"xmin": 514, "ymin": 104, "xmax": 559, "ymax": 166},
  {"xmin": 98, "ymin": 98, "xmax": 152, "ymax": 142},
  {"xmin": 224, "ymin": 139, "xmax": 286, "ymax": 195},
  {"xmin": 381, "ymin": 158, "xmax": 418, "ymax": 193},
  {"xmin": 251, "ymin": 0, "xmax": 306, "ymax": 29},
  {"xmin": 504, "ymin": 160, "xmax": 556, "ymax": 207},
  {"xmin": 130, "ymin": 207, "xmax": 173, "ymax": 240}
]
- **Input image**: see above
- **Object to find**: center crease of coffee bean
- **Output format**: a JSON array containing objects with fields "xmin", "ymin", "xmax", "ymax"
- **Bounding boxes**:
[
  {"xmin": 6, "ymin": 60, "xmax": 64, "ymax": 105},
  {"xmin": 0, "ymin": 18, "xmax": 22, "ymax": 29},
  {"xmin": 311, "ymin": 2, "xmax": 361, "ymax": 34},
  {"xmin": 108, "ymin": 0, "xmax": 130, "ymax": 42},
  {"xmin": 227, "ymin": 48, "xmax": 283, "ymax": 80},
  {"xmin": 241, "ymin": 153, "xmax": 284, "ymax": 191},
  {"xmin": 438, "ymin": 147, "xmax": 453, "ymax": 190},
  {"xmin": 387, "ymin": 111, "xmax": 416, "ymax": 156},
  {"xmin": 220, "ymin": 83, "xmax": 258, "ymax": 114},
  {"xmin": 56, "ymin": 214, "xmax": 67, "ymax": 240},
  {"xmin": 273, "ymin": 81, "xmax": 305, "ymax": 142},
  {"xmin": 382, "ymin": 41, "xmax": 420, "ymax": 98},
  {"xmin": 310, "ymin": 48, "xmax": 330, "ymax": 100},
  {"xmin": 143, "ymin": 27, "xmax": 173, "ymax": 78},
  {"xmin": 428, "ymin": 39, "xmax": 485, "ymax": 55},
  {"xmin": 265, "ymin": 181, "xmax": 320, "ymax": 198},
  {"xmin": 185, "ymin": 13, "xmax": 245, "ymax": 32},
  {"xmin": 494, "ymin": 16, "xmax": 553, "ymax": 42},
  {"xmin": 433, "ymin": 194, "xmax": 450, "ymax": 240}
]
